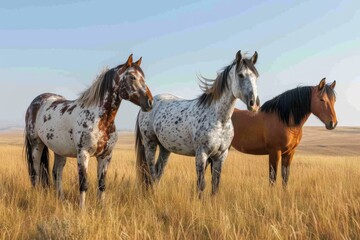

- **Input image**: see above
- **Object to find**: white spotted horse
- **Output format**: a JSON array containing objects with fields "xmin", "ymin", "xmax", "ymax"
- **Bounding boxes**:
[
  {"xmin": 136, "ymin": 50, "xmax": 260, "ymax": 196},
  {"xmin": 25, "ymin": 54, "xmax": 153, "ymax": 208}
]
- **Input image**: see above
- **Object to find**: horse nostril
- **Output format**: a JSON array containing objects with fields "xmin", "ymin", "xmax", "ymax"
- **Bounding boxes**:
[
  {"xmin": 249, "ymin": 99, "xmax": 254, "ymax": 107},
  {"xmin": 147, "ymin": 99, "xmax": 153, "ymax": 108}
]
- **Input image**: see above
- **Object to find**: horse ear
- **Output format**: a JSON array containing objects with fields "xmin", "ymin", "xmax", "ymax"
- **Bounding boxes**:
[
  {"xmin": 330, "ymin": 80, "xmax": 336, "ymax": 89},
  {"xmin": 236, "ymin": 50, "xmax": 242, "ymax": 62},
  {"xmin": 251, "ymin": 51, "xmax": 258, "ymax": 64},
  {"xmin": 126, "ymin": 54, "xmax": 133, "ymax": 67},
  {"xmin": 134, "ymin": 57, "xmax": 142, "ymax": 66},
  {"xmin": 318, "ymin": 77, "xmax": 326, "ymax": 91}
]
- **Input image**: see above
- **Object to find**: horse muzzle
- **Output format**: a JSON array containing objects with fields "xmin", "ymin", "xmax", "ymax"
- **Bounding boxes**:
[
  {"xmin": 141, "ymin": 98, "xmax": 153, "ymax": 112},
  {"xmin": 326, "ymin": 121, "xmax": 337, "ymax": 130},
  {"xmin": 247, "ymin": 96, "xmax": 260, "ymax": 112}
]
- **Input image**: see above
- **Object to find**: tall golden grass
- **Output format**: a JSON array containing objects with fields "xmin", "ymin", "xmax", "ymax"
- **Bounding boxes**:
[{"xmin": 0, "ymin": 132, "xmax": 359, "ymax": 239}]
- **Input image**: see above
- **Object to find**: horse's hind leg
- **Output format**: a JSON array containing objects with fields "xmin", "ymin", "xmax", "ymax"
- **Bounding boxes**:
[
  {"xmin": 211, "ymin": 150, "xmax": 228, "ymax": 195},
  {"xmin": 53, "ymin": 154, "xmax": 66, "ymax": 200},
  {"xmin": 269, "ymin": 150, "xmax": 281, "ymax": 185},
  {"xmin": 143, "ymin": 138, "xmax": 158, "ymax": 181},
  {"xmin": 281, "ymin": 151, "xmax": 295, "ymax": 187},
  {"xmin": 155, "ymin": 144, "xmax": 170, "ymax": 181}
]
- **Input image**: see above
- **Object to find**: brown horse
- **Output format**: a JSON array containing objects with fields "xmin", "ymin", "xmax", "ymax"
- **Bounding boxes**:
[{"xmin": 230, "ymin": 78, "xmax": 337, "ymax": 186}]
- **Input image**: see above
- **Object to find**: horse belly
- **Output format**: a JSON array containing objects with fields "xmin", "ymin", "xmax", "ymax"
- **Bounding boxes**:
[
  {"xmin": 157, "ymin": 131, "xmax": 195, "ymax": 156},
  {"xmin": 36, "ymin": 116, "xmax": 78, "ymax": 157},
  {"xmin": 39, "ymin": 129, "xmax": 77, "ymax": 157},
  {"xmin": 232, "ymin": 135, "xmax": 268, "ymax": 155},
  {"xmin": 152, "ymin": 101, "xmax": 196, "ymax": 156}
]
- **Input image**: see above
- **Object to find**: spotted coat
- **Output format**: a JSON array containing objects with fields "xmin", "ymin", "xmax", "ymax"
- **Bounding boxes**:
[
  {"xmin": 136, "ymin": 51, "xmax": 260, "ymax": 195},
  {"xmin": 25, "ymin": 55, "xmax": 153, "ymax": 208}
]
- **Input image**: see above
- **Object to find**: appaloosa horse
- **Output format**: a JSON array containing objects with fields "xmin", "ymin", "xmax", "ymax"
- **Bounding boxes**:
[
  {"xmin": 136, "ymin": 50, "xmax": 260, "ymax": 196},
  {"xmin": 231, "ymin": 78, "xmax": 337, "ymax": 186},
  {"xmin": 25, "ymin": 54, "xmax": 153, "ymax": 208}
]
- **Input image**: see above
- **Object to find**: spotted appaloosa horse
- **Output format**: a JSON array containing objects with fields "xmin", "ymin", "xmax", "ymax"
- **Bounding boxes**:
[
  {"xmin": 25, "ymin": 54, "xmax": 153, "ymax": 208},
  {"xmin": 136, "ymin": 50, "xmax": 260, "ymax": 196},
  {"xmin": 231, "ymin": 78, "xmax": 337, "ymax": 186}
]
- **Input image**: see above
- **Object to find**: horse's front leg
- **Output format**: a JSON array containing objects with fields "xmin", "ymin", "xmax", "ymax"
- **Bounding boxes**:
[
  {"xmin": 269, "ymin": 150, "xmax": 281, "ymax": 185},
  {"xmin": 211, "ymin": 150, "xmax": 228, "ymax": 195},
  {"xmin": 77, "ymin": 150, "xmax": 90, "ymax": 209},
  {"xmin": 97, "ymin": 152, "xmax": 112, "ymax": 203},
  {"xmin": 52, "ymin": 154, "xmax": 66, "ymax": 200},
  {"xmin": 281, "ymin": 151, "xmax": 295, "ymax": 187},
  {"xmin": 195, "ymin": 148, "xmax": 208, "ymax": 198}
]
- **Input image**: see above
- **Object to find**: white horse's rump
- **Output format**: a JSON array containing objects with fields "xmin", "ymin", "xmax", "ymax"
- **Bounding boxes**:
[
  {"xmin": 136, "ymin": 50, "xmax": 260, "ymax": 195},
  {"xmin": 25, "ymin": 54, "xmax": 153, "ymax": 208}
]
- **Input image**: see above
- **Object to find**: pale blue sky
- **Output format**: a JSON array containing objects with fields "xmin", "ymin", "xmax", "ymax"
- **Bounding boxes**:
[{"xmin": 0, "ymin": 0, "xmax": 359, "ymax": 129}]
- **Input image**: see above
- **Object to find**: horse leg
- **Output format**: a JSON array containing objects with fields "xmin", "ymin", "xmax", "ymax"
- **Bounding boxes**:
[
  {"xmin": 195, "ymin": 148, "xmax": 208, "ymax": 197},
  {"xmin": 205, "ymin": 158, "xmax": 213, "ymax": 172},
  {"xmin": 269, "ymin": 150, "xmax": 281, "ymax": 185},
  {"xmin": 143, "ymin": 139, "xmax": 158, "ymax": 182},
  {"xmin": 52, "ymin": 154, "xmax": 66, "ymax": 200},
  {"xmin": 281, "ymin": 151, "xmax": 295, "ymax": 187},
  {"xmin": 77, "ymin": 150, "xmax": 90, "ymax": 209},
  {"xmin": 155, "ymin": 144, "xmax": 170, "ymax": 181},
  {"xmin": 97, "ymin": 152, "xmax": 112, "ymax": 202},
  {"xmin": 211, "ymin": 150, "xmax": 228, "ymax": 195}
]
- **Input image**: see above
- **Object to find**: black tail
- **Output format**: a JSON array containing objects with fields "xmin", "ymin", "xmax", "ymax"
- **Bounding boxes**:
[
  {"xmin": 25, "ymin": 136, "xmax": 36, "ymax": 187},
  {"xmin": 25, "ymin": 136, "xmax": 50, "ymax": 188},
  {"xmin": 135, "ymin": 113, "xmax": 153, "ymax": 190},
  {"xmin": 40, "ymin": 145, "xmax": 50, "ymax": 188}
]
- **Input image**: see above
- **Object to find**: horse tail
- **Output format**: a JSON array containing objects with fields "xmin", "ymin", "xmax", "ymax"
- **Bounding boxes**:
[
  {"xmin": 135, "ymin": 113, "xmax": 152, "ymax": 189},
  {"xmin": 24, "ymin": 135, "xmax": 50, "ymax": 188},
  {"xmin": 25, "ymin": 135, "xmax": 36, "ymax": 187},
  {"xmin": 40, "ymin": 145, "xmax": 50, "ymax": 188}
]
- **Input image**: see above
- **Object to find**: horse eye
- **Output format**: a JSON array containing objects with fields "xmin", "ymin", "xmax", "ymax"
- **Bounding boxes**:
[
  {"xmin": 239, "ymin": 74, "xmax": 244, "ymax": 78},
  {"xmin": 320, "ymin": 99, "xmax": 325, "ymax": 102},
  {"xmin": 130, "ymin": 76, "xmax": 136, "ymax": 80}
]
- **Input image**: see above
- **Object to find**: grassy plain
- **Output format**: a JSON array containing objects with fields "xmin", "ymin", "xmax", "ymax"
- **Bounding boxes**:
[{"xmin": 0, "ymin": 127, "xmax": 359, "ymax": 239}]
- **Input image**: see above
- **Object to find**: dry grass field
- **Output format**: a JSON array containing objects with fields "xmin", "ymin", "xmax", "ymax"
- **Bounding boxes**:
[{"xmin": 0, "ymin": 127, "xmax": 359, "ymax": 239}]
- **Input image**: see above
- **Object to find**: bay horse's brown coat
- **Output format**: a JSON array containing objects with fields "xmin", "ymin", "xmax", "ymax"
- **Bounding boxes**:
[{"xmin": 231, "ymin": 79, "xmax": 337, "ymax": 185}]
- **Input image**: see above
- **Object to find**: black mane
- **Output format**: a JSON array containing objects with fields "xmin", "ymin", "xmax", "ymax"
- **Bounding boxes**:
[
  {"xmin": 260, "ymin": 86, "xmax": 312, "ymax": 125},
  {"xmin": 197, "ymin": 62, "xmax": 234, "ymax": 107},
  {"xmin": 98, "ymin": 67, "xmax": 117, "ymax": 104}
]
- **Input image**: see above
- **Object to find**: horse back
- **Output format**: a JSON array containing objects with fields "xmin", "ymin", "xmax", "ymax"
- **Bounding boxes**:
[{"xmin": 25, "ymin": 93, "xmax": 67, "ymax": 130}]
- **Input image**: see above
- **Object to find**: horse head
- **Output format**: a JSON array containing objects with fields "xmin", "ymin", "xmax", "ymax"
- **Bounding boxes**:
[
  {"xmin": 117, "ymin": 54, "xmax": 153, "ymax": 112},
  {"xmin": 311, "ymin": 78, "xmax": 337, "ymax": 130}
]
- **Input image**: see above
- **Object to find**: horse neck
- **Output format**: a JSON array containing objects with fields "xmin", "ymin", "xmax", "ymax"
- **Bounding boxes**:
[
  {"xmin": 98, "ymin": 86, "xmax": 122, "ymax": 124},
  {"xmin": 214, "ymin": 72, "xmax": 237, "ymax": 125},
  {"xmin": 298, "ymin": 113, "xmax": 311, "ymax": 127},
  {"xmin": 293, "ymin": 87, "xmax": 313, "ymax": 128}
]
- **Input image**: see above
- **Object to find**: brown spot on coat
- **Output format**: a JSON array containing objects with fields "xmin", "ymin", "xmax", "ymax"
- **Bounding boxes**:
[
  {"xmin": 60, "ymin": 103, "xmax": 70, "ymax": 115},
  {"xmin": 67, "ymin": 105, "xmax": 77, "ymax": 114},
  {"xmin": 96, "ymin": 88, "xmax": 120, "ymax": 155},
  {"xmin": 46, "ymin": 99, "xmax": 67, "ymax": 111}
]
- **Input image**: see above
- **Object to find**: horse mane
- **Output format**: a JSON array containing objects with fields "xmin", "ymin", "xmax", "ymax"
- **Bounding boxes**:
[
  {"xmin": 260, "ymin": 85, "xmax": 335, "ymax": 126},
  {"xmin": 197, "ymin": 57, "xmax": 258, "ymax": 107},
  {"xmin": 77, "ymin": 66, "xmax": 119, "ymax": 107}
]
